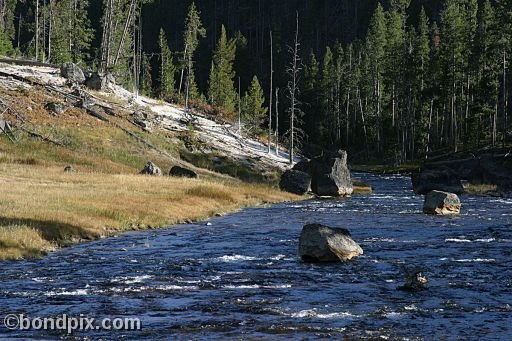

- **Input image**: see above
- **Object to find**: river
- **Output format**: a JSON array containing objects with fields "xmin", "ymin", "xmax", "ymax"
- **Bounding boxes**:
[{"xmin": 1, "ymin": 174, "xmax": 511, "ymax": 340}]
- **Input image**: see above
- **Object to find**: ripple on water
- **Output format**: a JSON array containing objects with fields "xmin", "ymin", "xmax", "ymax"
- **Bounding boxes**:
[{"xmin": 1, "ymin": 173, "xmax": 512, "ymax": 340}]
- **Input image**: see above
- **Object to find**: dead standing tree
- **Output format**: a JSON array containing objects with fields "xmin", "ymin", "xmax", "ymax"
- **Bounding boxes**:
[{"xmin": 286, "ymin": 11, "xmax": 303, "ymax": 165}]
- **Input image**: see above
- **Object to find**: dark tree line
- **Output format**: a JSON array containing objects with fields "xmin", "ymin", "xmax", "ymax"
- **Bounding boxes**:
[{"xmin": 0, "ymin": 0, "xmax": 511, "ymax": 162}]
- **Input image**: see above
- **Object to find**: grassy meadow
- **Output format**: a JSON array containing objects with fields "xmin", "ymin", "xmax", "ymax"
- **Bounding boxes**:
[{"xmin": 0, "ymin": 86, "xmax": 298, "ymax": 260}]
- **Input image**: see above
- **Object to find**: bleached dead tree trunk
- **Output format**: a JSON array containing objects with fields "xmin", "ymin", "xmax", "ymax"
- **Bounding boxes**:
[
  {"xmin": 35, "ymin": 0, "xmax": 39, "ymax": 61},
  {"xmin": 268, "ymin": 30, "xmax": 273, "ymax": 154},
  {"xmin": 275, "ymin": 87, "xmax": 279, "ymax": 156},
  {"xmin": 286, "ymin": 11, "xmax": 301, "ymax": 165}
]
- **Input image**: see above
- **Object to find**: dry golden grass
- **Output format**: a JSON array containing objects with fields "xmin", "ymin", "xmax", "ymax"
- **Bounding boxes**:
[
  {"xmin": 0, "ymin": 225, "xmax": 54, "ymax": 261},
  {"xmin": 463, "ymin": 183, "xmax": 498, "ymax": 195},
  {"xmin": 352, "ymin": 179, "xmax": 373, "ymax": 194},
  {"xmin": 0, "ymin": 163, "xmax": 298, "ymax": 260}
]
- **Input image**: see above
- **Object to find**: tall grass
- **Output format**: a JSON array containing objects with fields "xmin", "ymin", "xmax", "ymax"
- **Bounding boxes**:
[{"xmin": 0, "ymin": 164, "xmax": 298, "ymax": 260}]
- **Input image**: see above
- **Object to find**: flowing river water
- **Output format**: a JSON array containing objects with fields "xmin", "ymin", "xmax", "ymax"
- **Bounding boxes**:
[{"xmin": 1, "ymin": 174, "xmax": 512, "ymax": 340}]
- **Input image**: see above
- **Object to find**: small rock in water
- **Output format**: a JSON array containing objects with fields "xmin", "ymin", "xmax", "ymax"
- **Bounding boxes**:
[
  {"xmin": 205, "ymin": 222, "xmax": 212, "ymax": 226},
  {"xmin": 397, "ymin": 266, "xmax": 429, "ymax": 292}
]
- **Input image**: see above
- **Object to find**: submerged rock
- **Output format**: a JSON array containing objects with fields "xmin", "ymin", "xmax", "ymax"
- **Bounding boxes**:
[
  {"xmin": 279, "ymin": 169, "xmax": 311, "ymax": 195},
  {"xmin": 423, "ymin": 190, "xmax": 461, "ymax": 215},
  {"xmin": 140, "ymin": 161, "xmax": 163, "ymax": 176},
  {"xmin": 169, "ymin": 166, "xmax": 198, "ymax": 178},
  {"xmin": 397, "ymin": 266, "xmax": 429, "ymax": 292},
  {"xmin": 298, "ymin": 223, "xmax": 363, "ymax": 262},
  {"xmin": 411, "ymin": 166, "xmax": 464, "ymax": 195}
]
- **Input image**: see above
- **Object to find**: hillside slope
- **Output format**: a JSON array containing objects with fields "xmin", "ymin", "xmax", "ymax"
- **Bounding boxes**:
[{"xmin": 0, "ymin": 60, "xmax": 299, "ymax": 260}]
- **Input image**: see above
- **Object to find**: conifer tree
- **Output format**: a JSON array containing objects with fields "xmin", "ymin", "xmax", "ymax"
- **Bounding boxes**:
[
  {"xmin": 303, "ymin": 50, "xmax": 322, "ymax": 144},
  {"xmin": 365, "ymin": 2, "xmax": 387, "ymax": 153},
  {"xmin": 158, "ymin": 28, "xmax": 176, "ymax": 99},
  {"xmin": 321, "ymin": 46, "xmax": 335, "ymax": 144},
  {"xmin": 439, "ymin": 0, "xmax": 465, "ymax": 150},
  {"xmin": 50, "ymin": 0, "xmax": 93, "ymax": 64},
  {"xmin": 208, "ymin": 24, "xmax": 237, "ymax": 113},
  {"xmin": 0, "ymin": 0, "xmax": 17, "ymax": 55},
  {"xmin": 140, "ymin": 53, "xmax": 152, "ymax": 96},
  {"xmin": 181, "ymin": 2, "xmax": 206, "ymax": 106},
  {"xmin": 242, "ymin": 75, "xmax": 267, "ymax": 133}
]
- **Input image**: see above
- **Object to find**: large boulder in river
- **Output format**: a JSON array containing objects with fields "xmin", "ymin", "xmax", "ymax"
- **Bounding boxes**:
[
  {"xmin": 299, "ymin": 223, "xmax": 363, "ymax": 262},
  {"xmin": 411, "ymin": 166, "xmax": 464, "ymax": 195},
  {"xmin": 279, "ymin": 170, "xmax": 311, "ymax": 195},
  {"xmin": 469, "ymin": 154, "xmax": 512, "ymax": 191},
  {"xmin": 60, "ymin": 63, "xmax": 85, "ymax": 84},
  {"xmin": 170, "ymin": 165, "xmax": 198, "ymax": 178},
  {"xmin": 140, "ymin": 161, "xmax": 163, "ymax": 176},
  {"xmin": 309, "ymin": 150, "xmax": 353, "ymax": 197},
  {"xmin": 423, "ymin": 190, "xmax": 461, "ymax": 215}
]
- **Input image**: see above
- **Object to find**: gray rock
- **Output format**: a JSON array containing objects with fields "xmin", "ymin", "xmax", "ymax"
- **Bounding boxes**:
[
  {"xmin": 84, "ymin": 72, "xmax": 115, "ymax": 91},
  {"xmin": 423, "ymin": 190, "xmax": 461, "ymax": 215},
  {"xmin": 279, "ymin": 169, "xmax": 311, "ymax": 195},
  {"xmin": 309, "ymin": 150, "xmax": 353, "ymax": 197},
  {"xmin": 169, "ymin": 166, "xmax": 198, "ymax": 178},
  {"xmin": 44, "ymin": 102, "xmax": 66, "ymax": 116},
  {"xmin": 292, "ymin": 159, "xmax": 311, "ymax": 173},
  {"xmin": 132, "ymin": 110, "xmax": 152, "ymax": 130},
  {"xmin": 412, "ymin": 166, "xmax": 464, "ymax": 195},
  {"xmin": 140, "ymin": 161, "xmax": 163, "ymax": 176},
  {"xmin": 60, "ymin": 63, "xmax": 85, "ymax": 84},
  {"xmin": 298, "ymin": 223, "xmax": 363, "ymax": 262}
]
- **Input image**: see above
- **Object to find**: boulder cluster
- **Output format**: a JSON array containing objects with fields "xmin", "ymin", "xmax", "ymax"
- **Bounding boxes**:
[
  {"xmin": 412, "ymin": 152, "xmax": 512, "ymax": 196},
  {"xmin": 60, "ymin": 62, "xmax": 114, "ymax": 91},
  {"xmin": 140, "ymin": 161, "xmax": 198, "ymax": 179},
  {"xmin": 279, "ymin": 150, "xmax": 353, "ymax": 197}
]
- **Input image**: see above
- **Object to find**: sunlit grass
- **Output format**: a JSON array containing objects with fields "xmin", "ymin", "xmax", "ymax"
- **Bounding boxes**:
[
  {"xmin": 0, "ymin": 163, "xmax": 298, "ymax": 260},
  {"xmin": 0, "ymin": 225, "xmax": 54, "ymax": 260}
]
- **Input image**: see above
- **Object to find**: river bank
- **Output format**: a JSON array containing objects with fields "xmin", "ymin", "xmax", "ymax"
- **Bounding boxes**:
[{"xmin": 0, "ymin": 163, "xmax": 298, "ymax": 261}]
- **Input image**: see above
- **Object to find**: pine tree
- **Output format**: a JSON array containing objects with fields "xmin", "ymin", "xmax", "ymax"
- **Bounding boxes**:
[
  {"xmin": 321, "ymin": 46, "xmax": 335, "ymax": 144},
  {"xmin": 303, "ymin": 50, "xmax": 322, "ymax": 144},
  {"xmin": 181, "ymin": 2, "xmax": 206, "ymax": 106},
  {"xmin": 365, "ymin": 2, "xmax": 387, "ymax": 154},
  {"xmin": 472, "ymin": 0, "xmax": 498, "ymax": 147},
  {"xmin": 494, "ymin": 0, "xmax": 512, "ymax": 144},
  {"xmin": 207, "ymin": 24, "xmax": 237, "ymax": 113},
  {"xmin": 242, "ymin": 75, "xmax": 267, "ymax": 133},
  {"xmin": 140, "ymin": 53, "xmax": 152, "ymax": 96},
  {"xmin": 158, "ymin": 28, "xmax": 176, "ymax": 99},
  {"xmin": 411, "ymin": 7, "xmax": 432, "ymax": 156},
  {"xmin": 439, "ymin": 0, "xmax": 466, "ymax": 151},
  {"xmin": 0, "ymin": 0, "xmax": 17, "ymax": 55}
]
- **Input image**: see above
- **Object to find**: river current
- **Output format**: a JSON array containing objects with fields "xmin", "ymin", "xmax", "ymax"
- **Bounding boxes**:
[{"xmin": 1, "ymin": 174, "xmax": 511, "ymax": 340}]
